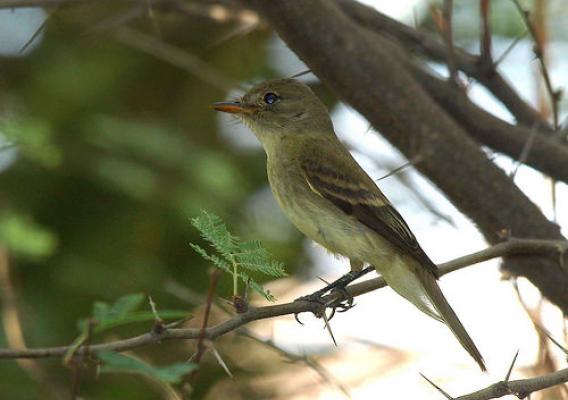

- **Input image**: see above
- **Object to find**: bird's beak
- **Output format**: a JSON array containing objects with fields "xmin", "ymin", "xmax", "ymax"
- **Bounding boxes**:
[{"xmin": 211, "ymin": 101, "xmax": 257, "ymax": 114}]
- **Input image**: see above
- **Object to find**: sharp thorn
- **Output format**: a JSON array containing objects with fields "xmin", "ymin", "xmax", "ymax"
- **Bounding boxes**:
[
  {"xmin": 505, "ymin": 349, "xmax": 520, "ymax": 382},
  {"xmin": 420, "ymin": 372, "xmax": 454, "ymax": 399},
  {"xmin": 322, "ymin": 312, "xmax": 338, "ymax": 347}
]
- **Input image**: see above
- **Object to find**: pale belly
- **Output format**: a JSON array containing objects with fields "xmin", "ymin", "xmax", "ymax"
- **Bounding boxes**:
[{"xmin": 267, "ymin": 165, "xmax": 393, "ymax": 267}]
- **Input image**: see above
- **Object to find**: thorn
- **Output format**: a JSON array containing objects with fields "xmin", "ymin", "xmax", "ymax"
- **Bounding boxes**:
[
  {"xmin": 211, "ymin": 344, "xmax": 233, "ymax": 379},
  {"xmin": 420, "ymin": 373, "xmax": 454, "ymax": 399},
  {"xmin": 289, "ymin": 69, "xmax": 312, "ymax": 79},
  {"xmin": 148, "ymin": 295, "xmax": 163, "ymax": 324},
  {"xmin": 537, "ymin": 326, "xmax": 568, "ymax": 356},
  {"xmin": 376, "ymin": 155, "xmax": 423, "ymax": 182},
  {"xmin": 505, "ymin": 349, "xmax": 519, "ymax": 382},
  {"xmin": 317, "ymin": 276, "xmax": 331, "ymax": 285},
  {"xmin": 322, "ymin": 312, "xmax": 338, "ymax": 347},
  {"xmin": 164, "ymin": 317, "xmax": 192, "ymax": 329}
]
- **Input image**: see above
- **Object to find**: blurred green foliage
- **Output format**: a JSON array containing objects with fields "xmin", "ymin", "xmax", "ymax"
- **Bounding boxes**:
[
  {"xmin": 98, "ymin": 351, "xmax": 197, "ymax": 384},
  {"xmin": 0, "ymin": 211, "xmax": 57, "ymax": 258},
  {"xmin": 0, "ymin": 4, "xmax": 301, "ymax": 399}
]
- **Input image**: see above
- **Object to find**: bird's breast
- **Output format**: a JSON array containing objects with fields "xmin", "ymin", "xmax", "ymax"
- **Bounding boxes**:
[{"xmin": 266, "ymin": 158, "xmax": 383, "ymax": 261}]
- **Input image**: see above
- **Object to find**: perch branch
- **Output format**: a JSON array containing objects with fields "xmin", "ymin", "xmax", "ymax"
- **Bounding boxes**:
[{"xmin": 0, "ymin": 238, "xmax": 565, "ymax": 360}]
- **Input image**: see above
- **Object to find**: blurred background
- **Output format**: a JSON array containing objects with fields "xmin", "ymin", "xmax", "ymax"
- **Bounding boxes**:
[{"xmin": 0, "ymin": 0, "xmax": 567, "ymax": 399}]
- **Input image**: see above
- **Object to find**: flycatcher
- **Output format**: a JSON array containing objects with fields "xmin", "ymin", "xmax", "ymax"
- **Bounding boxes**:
[{"xmin": 213, "ymin": 78, "xmax": 485, "ymax": 371}]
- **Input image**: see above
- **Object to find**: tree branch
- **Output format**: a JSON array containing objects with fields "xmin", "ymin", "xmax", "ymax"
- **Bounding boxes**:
[
  {"xmin": 334, "ymin": 0, "xmax": 552, "ymax": 131},
  {"xmin": 0, "ymin": 238, "xmax": 565, "ymax": 360},
  {"xmin": 407, "ymin": 64, "xmax": 568, "ymax": 183},
  {"xmin": 454, "ymin": 367, "xmax": 568, "ymax": 400},
  {"xmin": 240, "ymin": 0, "xmax": 568, "ymax": 312},
  {"xmin": 0, "ymin": 0, "xmax": 90, "ymax": 8},
  {"xmin": 511, "ymin": 0, "xmax": 560, "ymax": 130}
]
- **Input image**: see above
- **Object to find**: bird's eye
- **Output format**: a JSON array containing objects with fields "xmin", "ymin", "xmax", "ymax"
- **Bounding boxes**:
[{"xmin": 263, "ymin": 92, "xmax": 279, "ymax": 105}]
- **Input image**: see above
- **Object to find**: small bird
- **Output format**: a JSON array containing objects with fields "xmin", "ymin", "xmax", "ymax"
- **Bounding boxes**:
[{"xmin": 212, "ymin": 78, "xmax": 485, "ymax": 370}]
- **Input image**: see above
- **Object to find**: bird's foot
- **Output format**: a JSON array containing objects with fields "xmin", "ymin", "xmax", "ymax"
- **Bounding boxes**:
[
  {"xmin": 293, "ymin": 293, "xmax": 326, "ymax": 324},
  {"xmin": 293, "ymin": 266, "xmax": 374, "ymax": 323}
]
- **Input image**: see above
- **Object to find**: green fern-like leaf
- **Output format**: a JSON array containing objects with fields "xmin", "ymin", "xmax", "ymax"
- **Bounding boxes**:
[
  {"xmin": 190, "ymin": 211, "xmax": 286, "ymax": 301},
  {"xmin": 189, "ymin": 243, "xmax": 232, "ymax": 274},
  {"xmin": 236, "ymin": 241, "xmax": 286, "ymax": 277},
  {"xmin": 191, "ymin": 211, "xmax": 238, "ymax": 259}
]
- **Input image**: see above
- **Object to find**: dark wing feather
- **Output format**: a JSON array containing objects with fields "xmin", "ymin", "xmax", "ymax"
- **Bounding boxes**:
[{"xmin": 301, "ymin": 159, "xmax": 439, "ymax": 277}]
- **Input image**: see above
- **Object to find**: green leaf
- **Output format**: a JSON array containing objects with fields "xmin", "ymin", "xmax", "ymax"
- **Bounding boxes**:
[
  {"xmin": 91, "ymin": 293, "xmax": 144, "ymax": 326},
  {"xmin": 236, "ymin": 241, "xmax": 287, "ymax": 277},
  {"xmin": 1, "ymin": 118, "xmax": 62, "ymax": 167},
  {"xmin": 78, "ymin": 294, "xmax": 190, "ymax": 333},
  {"xmin": 190, "ymin": 211, "xmax": 287, "ymax": 302},
  {"xmin": 109, "ymin": 293, "xmax": 146, "ymax": 318},
  {"xmin": 0, "ymin": 211, "xmax": 57, "ymax": 259},
  {"xmin": 189, "ymin": 244, "xmax": 232, "ymax": 274},
  {"xmin": 190, "ymin": 211, "xmax": 238, "ymax": 259},
  {"xmin": 98, "ymin": 351, "xmax": 197, "ymax": 384},
  {"xmin": 91, "ymin": 311, "xmax": 190, "ymax": 333}
]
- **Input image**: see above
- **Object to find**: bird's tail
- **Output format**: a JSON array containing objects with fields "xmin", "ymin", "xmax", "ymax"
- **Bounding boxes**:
[
  {"xmin": 419, "ymin": 267, "xmax": 486, "ymax": 371},
  {"xmin": 379, "ymin": 257, "xmax": 486, "ymax": 371}
]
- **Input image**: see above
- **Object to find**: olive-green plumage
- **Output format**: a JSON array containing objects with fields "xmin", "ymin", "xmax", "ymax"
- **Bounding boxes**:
[{"xmin": 213, "ymin": 78, "xmax": 485, "ymax": 371}]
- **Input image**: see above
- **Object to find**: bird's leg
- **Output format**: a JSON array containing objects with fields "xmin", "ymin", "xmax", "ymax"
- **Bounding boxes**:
[
  {"xmin": 294, "ymin": 265, "xmax": 375, "ymax": 322},
  {"xmin": 328, "ymin": 264, "xmax": 375, "ymax": 310}
]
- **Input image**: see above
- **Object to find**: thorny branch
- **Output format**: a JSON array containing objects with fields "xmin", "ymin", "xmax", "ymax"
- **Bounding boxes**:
[
  {"xmin": 1, "ymin": 239, "xmax": 567, "ymax": 399},
  {"xmin": 0, "ymin": 237, "xmax": 566, "ymax": 360},
  {"xmin": 424, "ymin": 364, "xmax": 568, "ymax": 400},
  {"xmin": 455, "ymin": 368, "xmax": 568, "ymax": 400}
]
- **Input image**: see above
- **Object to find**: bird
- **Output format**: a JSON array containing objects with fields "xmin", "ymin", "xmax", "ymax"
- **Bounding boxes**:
[{"xmin": 212, "ymin": 78, "xmax": 486, "ymax": 371}]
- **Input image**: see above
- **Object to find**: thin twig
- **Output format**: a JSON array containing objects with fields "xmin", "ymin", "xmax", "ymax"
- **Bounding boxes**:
[
  {"xmin": 454, "ymin": 367, "xmax": 568, "ymax": 400},
  {"xmin": 494, "ymin": 29, "xmax": 528, "ymax": 68},
  {"xmin": 166, "ymin": 282, "xmax": 351, "ymax": 397},
  {"xmin": 113, "ymin": 27, "xmax": 238, "ymax": 92},
  {"xmin": 440, "ymin": 0, "xmax": 460, "ymax": 85},
  {"xmin": 0, "ymin": 0, "xmax": 88, "ymax": 8},
  {"xmin": 336, "ymin": 0, "xmax": 551, "ymax": 129},
  {"xmin": 19, "ymin": 12, "xmax": 49, "ymax": 54},
  {"xmin": 238, "ymin": 328, "xmax": 351, "ymax": 398},
  {"xmin": 479, "ymin": 0, "xmax": 492, "ymax": 66},
  {"xmin": 187, "ymin": 269, "xmax": 221, "ymax": 382},
  {"xmin": 0, "ymin": 238, "xmax": 566, "ymax": 360},
  {"xmin": 511, "ymin": 0, "xmax": 560, "ymax": 129},
  {"xmin": 510, "ymin": 122, "xmax": 539, "ymax": 179}
]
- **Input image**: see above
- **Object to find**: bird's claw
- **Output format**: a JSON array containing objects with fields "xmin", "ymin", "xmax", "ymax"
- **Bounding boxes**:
[
  {"xmin": 293, "ymin": 266, "xmax": 374, "ymax": 324},
  {"xmin": 293, "ymin": 293, "xmax": 327, "ymax": 324},
  {"xmin": 329, "ymin": 286, "xmax": 355, "ymax": 313},
  {"xmin": 293, "ymin": 287, "xmax": 355, "ymax": 324}
]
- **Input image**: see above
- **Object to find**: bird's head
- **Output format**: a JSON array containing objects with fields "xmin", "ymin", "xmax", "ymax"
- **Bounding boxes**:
[{"xmin": 212, "ymin": 78, "xmax": 333, "ymax": 146}]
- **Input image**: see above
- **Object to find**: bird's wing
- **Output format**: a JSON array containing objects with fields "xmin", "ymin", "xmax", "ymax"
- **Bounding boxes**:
[{"xmin": 300, "ymin": 153, "xmax": 438, "ymax": 276}]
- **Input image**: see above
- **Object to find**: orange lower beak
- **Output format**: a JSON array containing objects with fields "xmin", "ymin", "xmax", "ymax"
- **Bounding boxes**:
[{"xmin": 211, "ymin": 101, "xmax": 256, "ymax": 114}]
